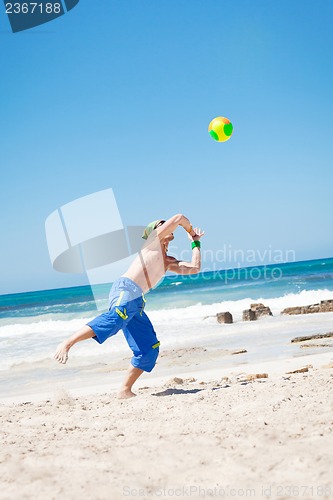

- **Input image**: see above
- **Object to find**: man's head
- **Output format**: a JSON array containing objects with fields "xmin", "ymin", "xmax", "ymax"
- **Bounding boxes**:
[
  {"xmin": 142, "ymin": 219, "xmax": 175, "ymax": 253},
  {"xmin": 142, "ymin": 220, "xmax": 165, "ymax": 240}
]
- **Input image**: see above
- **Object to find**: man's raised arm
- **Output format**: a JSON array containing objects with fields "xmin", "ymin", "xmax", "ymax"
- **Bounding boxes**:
[
  {"xmin": 155, "ymin": 214, "xmax": 196, "ymax": 239},
  {"xmin": 166, "ymin": 227, "xmax": 204, "ymax": 275}
]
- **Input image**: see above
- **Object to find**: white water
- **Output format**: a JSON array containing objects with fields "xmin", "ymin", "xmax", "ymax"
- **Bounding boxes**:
[{"xmin": 1, "ymin": 288, "xmax": 333, "ymax": 372}]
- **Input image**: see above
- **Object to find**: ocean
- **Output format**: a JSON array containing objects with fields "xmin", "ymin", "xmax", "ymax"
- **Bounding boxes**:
[{"xmin": 1, "ymin": 257, "xmax": 333, "ymax": 400}]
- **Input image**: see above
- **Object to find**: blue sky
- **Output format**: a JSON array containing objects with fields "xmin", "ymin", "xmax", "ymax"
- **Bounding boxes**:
[{"xmin": 1, "ymin": 0, "xmax": 332, "ymax": 294}]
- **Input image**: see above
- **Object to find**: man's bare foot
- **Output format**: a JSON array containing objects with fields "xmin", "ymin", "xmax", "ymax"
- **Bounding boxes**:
[
  {"xmin": 117, "ymin": 389, "xmax": 137, "ymax": 399},
  {"xmin": 54, "ymin": 342, "xmax": 70, "ymax": 364}
]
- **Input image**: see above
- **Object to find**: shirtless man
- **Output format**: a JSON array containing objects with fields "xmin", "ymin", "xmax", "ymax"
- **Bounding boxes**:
[{"xmin": 54, "ymin": 214, "xmax": 204, "ymax": 398}]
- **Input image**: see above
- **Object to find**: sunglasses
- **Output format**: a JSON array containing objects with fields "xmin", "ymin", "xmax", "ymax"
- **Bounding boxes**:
[{"xmin": 154, "ymin": 220, "xmax": 165, "ymax": 229}]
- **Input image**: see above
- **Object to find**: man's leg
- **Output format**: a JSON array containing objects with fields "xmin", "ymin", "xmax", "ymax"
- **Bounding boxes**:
[
  {"xmin": 118, "ymin": 310, "xmax": 160, "ymax": 398},
  {"xmin": 54, "ymin": 300, "xmax": 129, "ymax": 365},
  {"xmin": 118, "ymin": 365, "xmax": 144, "ymax": 399},
  {"xmin": 54, "ymin": 325, "xmax": 95, "ymax": 364}
]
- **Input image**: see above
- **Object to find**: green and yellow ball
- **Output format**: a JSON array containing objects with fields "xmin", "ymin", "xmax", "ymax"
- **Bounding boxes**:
[{"xmin": 208, "ymin": 116, "xmax": 233, "ymax": 142}]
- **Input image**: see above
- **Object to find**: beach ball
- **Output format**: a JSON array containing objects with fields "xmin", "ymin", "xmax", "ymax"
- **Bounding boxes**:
[{"xmin": 208, "ymin": 116, "xmax": 233, "ymax": 142}]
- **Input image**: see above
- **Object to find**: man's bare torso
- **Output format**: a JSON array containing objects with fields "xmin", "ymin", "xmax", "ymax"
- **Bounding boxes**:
[{"xmin": 123, "ymin": 236, "xmax": 172, "ymax": 293}]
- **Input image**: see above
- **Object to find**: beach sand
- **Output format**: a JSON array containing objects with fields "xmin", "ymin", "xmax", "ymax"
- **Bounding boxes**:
[{"xmin": 1, "ymin": 346, "xmax": 333, "ymax": 500}]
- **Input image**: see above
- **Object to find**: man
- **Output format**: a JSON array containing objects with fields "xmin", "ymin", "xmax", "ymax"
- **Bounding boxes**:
[{"xmin": 54, "ymin": 213, "xmax": 204, "ymax": 398}]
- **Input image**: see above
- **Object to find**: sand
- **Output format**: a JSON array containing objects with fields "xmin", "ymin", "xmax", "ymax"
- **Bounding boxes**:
[{"xmin": 1, "ymin": 346, "xmax": 333, "ymax": 500}]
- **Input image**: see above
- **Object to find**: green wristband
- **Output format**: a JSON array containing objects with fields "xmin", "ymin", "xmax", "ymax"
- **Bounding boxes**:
[{"xmin": 191, "ymin": 241, "xmax": 201, "ymax": 250}]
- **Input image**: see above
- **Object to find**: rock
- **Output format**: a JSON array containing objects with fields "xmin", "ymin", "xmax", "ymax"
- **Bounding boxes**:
[
  {"xmin": 250, "ymin": 303, "xmax": 265, "ymax": 309},
  {"xmin": 282, "ymin": 300, "xmax": 333, "ymax": 315},
  {"xmin": 173, "ymin": 377, "xmax": 184, "ymax": 384},
  {"xmin": 320, "ymin": 300, "xmax": 333, "ymax": 312},
  {"xmin": 243, "ymin": 303, "xmax": 273, "ymax": 321},
  {"xmin": 231, "ymin": 349, "xmax": 247, "ymax": 355},
  {"xmin": 245, "ymin": 373, "xmax": 268, "ymax": 381},
  {"xmin": 185, "ymin": 377, "xmax": 196, "ymax": 383},
  {"xmin": 165, "ymin": 377, "xmax": 184, "ymax": 387},
  {"xmin": 242, "ymin": 309, "xmax": 257, "ymax": 321},
  {"xmin": 282, "ymin": 306, "xmax": 302, "ymax": 315},
  {"xmin": 305, "ymin": 304, "xmax": 320, "ymax": 313},
  {"xmin": 250, "ymin": 303, "xmax": 273, "ymax": 318},
  {"xmin": 291, "ymin": 332, "xmax": 333, "ymax": 343},
  {"xmin": 286, "ymin": 365, "xmax": 312, "ymax": 374},
  {"xmin": 300, "ymin": 343, "xmax": 332, "ymax": 348},
  {"xmin": 216, "ymin": 311, "xmax": 233, "ymax": 324}
]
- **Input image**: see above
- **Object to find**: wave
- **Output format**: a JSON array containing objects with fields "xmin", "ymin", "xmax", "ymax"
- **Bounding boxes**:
[
  {"xmin": 148, "ymin": 288, "xmax": 333, "ymax": 323},
  {"xmin": 0, "ymin": 317, "xmax": 95, "ymax": 338},
  {"xmin": 2, "ymin": 288, "xmax": 333, "ymax": 338}
]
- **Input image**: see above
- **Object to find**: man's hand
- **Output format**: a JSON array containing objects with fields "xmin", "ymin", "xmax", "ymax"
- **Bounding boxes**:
[{"xmin": 188, "ymin": 227, "xmax": 204, "ymax": 241}]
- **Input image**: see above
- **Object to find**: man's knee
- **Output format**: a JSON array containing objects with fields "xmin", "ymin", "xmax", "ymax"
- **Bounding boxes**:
[
  {"xmin": 131, "ymin": 346, "xmax": 159, "ymax": 372},
  {"xmin": 87, "ymin": 308, "xmax": 125, "ymax": 344}
]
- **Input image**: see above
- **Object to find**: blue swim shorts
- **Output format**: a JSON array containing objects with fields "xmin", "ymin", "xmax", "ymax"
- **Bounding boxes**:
[{"xmin": 87, "ymin": 277, "xmax": 160, "ymax": 372}]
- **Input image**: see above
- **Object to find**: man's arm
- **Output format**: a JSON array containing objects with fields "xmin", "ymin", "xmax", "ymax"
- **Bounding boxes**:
[
  {"xmin": 166, "ymin": 227, "xmax": 204, "ymax": 275},
  {"xmin": 155, "ymin": 214, "xmax": 196, "ymax": 239},
  {"xmin": 166, "ymin": 255, "xmax": 200, "ymax": 275}
]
